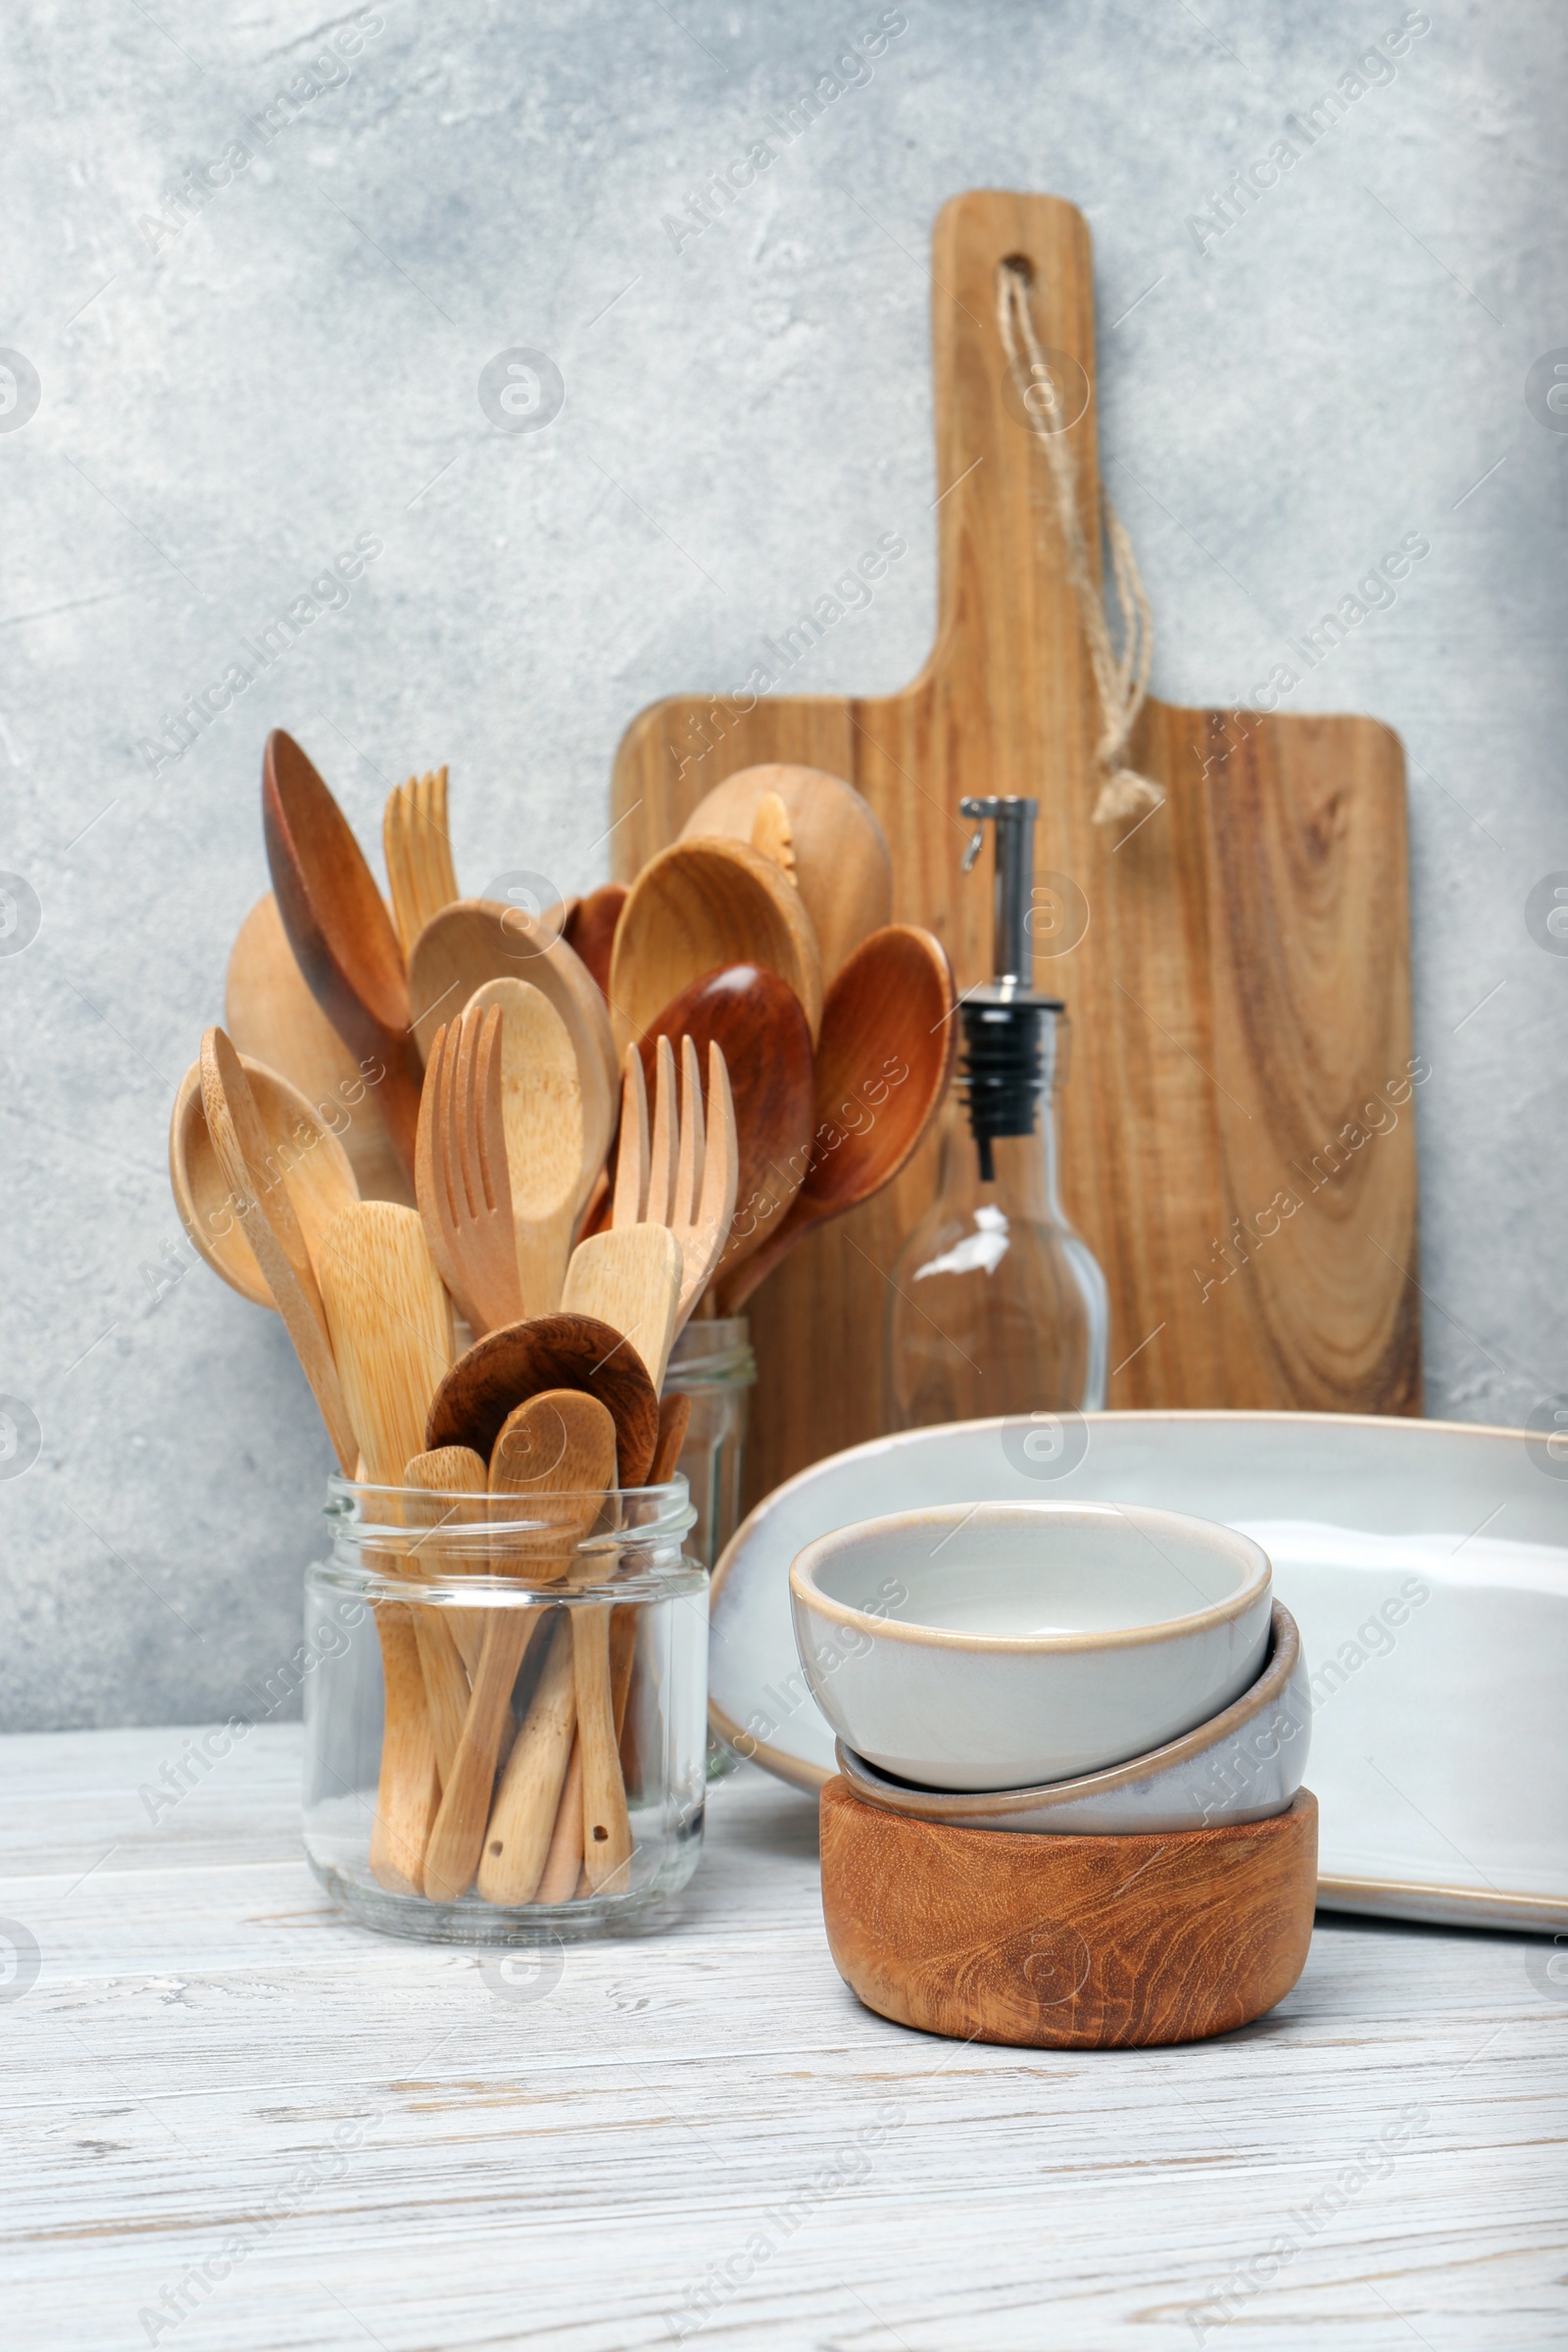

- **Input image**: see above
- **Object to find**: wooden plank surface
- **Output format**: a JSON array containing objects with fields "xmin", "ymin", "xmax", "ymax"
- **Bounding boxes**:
[
  {"xmin": 610, "ymin": 191, "xmax": 1419, "ymax": 1508},
  {"xmin": 3, "ymin": 1725, "xmax": 1564, "ymax": 2349}
]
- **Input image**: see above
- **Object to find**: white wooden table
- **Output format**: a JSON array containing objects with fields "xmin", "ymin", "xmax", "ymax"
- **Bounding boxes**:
[{"xmin": 4, "ymin": 1727, "xmax": 1565, "ymax": 2350}]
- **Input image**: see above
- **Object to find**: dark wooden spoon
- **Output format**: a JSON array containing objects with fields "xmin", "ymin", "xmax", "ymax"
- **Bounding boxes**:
[
  {"xmin": 716, "ymin": 926, "xmax": 956, "ymax": 1310},
  {"xmin": 637, "ymin": 963, "xmax": 814, "ymax": 1292},
  {"xmin": 563, "ymin": 883, "xmax": 627, "ymax": 1004},
  {"xmin": 423, "ymin": 1312, "xmax": 660, "ymax": 1485},
  {"xmin": 262, "ymin": 729, "xmax": 424, "ymax": 1183}
]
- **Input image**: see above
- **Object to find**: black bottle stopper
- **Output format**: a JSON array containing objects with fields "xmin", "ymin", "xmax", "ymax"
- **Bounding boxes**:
[{"xmin": 958, "ymin": 796, "xmax": 1064, "ymax": 1181}]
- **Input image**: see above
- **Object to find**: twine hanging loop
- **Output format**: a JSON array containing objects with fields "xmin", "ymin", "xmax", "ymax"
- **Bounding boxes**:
[{"xmin": 997, "ymin": 260, "xmax": 1162, "ymax": 827}]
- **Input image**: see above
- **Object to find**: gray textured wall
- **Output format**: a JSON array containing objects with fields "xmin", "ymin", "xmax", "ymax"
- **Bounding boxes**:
[{"xmin": 3, "ymin": 1, "xmax": 1564, "ymax": 1730}]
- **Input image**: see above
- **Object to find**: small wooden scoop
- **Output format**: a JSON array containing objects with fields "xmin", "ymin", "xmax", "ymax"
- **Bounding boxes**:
[
  {"xmin": 425, "ymin": 1390, "xmax": 616, "ymax": 1904},
  {"xmin": 262, "ymin": 730, "xmax": 424, "ymax": 1184},
  {"xmin": 718, "ymin": 925, "xmax": 957, "ymax": 1309}
]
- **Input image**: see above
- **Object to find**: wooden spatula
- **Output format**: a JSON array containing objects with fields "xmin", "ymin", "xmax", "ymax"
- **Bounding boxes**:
[
  {"xmin": 316, "ymin": 1201, "xmax": 462, "ymax": 1892},
  {"xmin": 404, "ymin": 1446, "xmax": 487, "ymax": 1678},
  {"xmin": 468, "ymin": 1391, "xmax": 618, "ymax": 1906},
  {"xmin": 561, "ymin": 1224, "xmax": 683, "ymax": 1392}
]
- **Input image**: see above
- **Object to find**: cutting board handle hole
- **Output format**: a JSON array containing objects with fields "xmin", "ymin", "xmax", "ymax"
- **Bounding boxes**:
[{"xmin": 1000, "ymin": 251, "xmax": 1035, "ymax": 286}]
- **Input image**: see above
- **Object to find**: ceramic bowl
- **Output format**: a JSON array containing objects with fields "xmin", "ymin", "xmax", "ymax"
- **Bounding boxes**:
[
  {"xmin": 835, "ymin": 1598, "xmax": 1308, "ymax": 1833},
  {"xmin": 788, "ymin": 1499, "xmax": 1272, "ymax": 1791}
]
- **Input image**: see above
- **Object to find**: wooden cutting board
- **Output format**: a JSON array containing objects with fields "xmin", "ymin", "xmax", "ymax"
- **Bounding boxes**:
[{"xmin": 612, "ymin": 190, "xmax": 1420, "ymax": 1504}]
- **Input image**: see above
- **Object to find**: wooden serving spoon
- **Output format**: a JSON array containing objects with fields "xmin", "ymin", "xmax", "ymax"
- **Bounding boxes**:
[
  {"xmin": 198, "ymin": 1027, "xmax": 358, "ymax": 1472},
  {"xmin": 717, "ymin": 925, "xmax": 958, "ymax": 1311},
  {"xmin": 315, "ymin": 1201, "xmax": 463, "ymax": 1892},
  {"xmin": 406, "ymin": 899, "xmax": 616, "ymax": 1131},
  {"xmin": 225, "ymin": 894, "xmax": 413, "ymax": 1205},
  {"xmin": 609, "ymin": 836, "xmax": 823, "ymax": 1053},
  {"xmin": 172, "ymin": 1052, "xmax": 358, "ymax": 1310},
  {"xmin": 263, "ymin": 730, "xmax": 425, "ymax": 1184},
  {"xmin": 425, "ymin": 1389, "xmax": 616, "ymax": 1904},
  {"xmin": 562, "ymin": 882, "xmax": 626, "ymax": 1003},
  {"xmin": 638, "ymin": 964, "xmax": 814, "ymax": 1293},
  {"xmin": 462, "ymin": 977, "xmax": 587, "ymax": 1311},
  {"xmin": 679, "ymin": 762, "xmax": 893, "ymax": 985},
  {"xmin": 423, "ymin": 1312, "xmax": 661, "ymax": 1484}
]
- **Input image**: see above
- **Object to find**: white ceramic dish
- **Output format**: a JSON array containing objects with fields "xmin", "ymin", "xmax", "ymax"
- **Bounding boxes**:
[
  {"xmin": 834, "ymin": 1599, "xmax": 1309, "ymax": 1833},
  {"xmin": 789, "ymin": 1500, "xmax": 1272, "ymax": 1790},
  {"xmin": 710, "ymin": 1412, "xmax": 1568, "ymax": 1931}
]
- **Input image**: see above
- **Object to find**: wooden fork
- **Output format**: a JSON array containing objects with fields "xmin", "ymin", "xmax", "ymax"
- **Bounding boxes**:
[
  {"xmin": 614, "ymin": 1035, "xmax": 738, "ymax": 1333},
  {"xmin": 416, "ymin": 1007, "xmax": 525, "ymax": 1336},
  {"xmin": 384, "ymin": 766, "xmax": 459, "ymax": 956}
]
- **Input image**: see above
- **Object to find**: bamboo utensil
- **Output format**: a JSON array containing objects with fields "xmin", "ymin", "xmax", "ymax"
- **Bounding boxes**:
[
  {"xmin": 637, "ymin": 964, "xmax": 814, "ymax": 1292},
  {"xmin": 718, "ymin": 926, "xmax": 957, "ymax": 1310},
  {"xmin": 424, "ymin": 1312, "xmax": 661, "ymax": 1483},
  {"xmin": 172, "ymin": 1052, "xmax": 358, "ymax": 1311},
  {"xmin": 416, "ymin": 1007, "xmax": 525, "ymax": 1337},
  {"xmin": 424, "ymin": 1389, "xmax": 616, "ymax": 1903},
  {"xmin": 609, "ymin": 837, "xmax": 823, "ymax": 1052},
  {"xmin": 198, "ymin": 1027, "xmax": 358, "ymax": 1472},
  {"xmin": 650, "ymin": 1392, "xmax": 692, "ymax": 1485},
  {"xmin": 561, "ymin": 1225, "xmax": 683, "ymax": 1392},
  {"xmin": 678, "ymin": 762, "xmax": 893, "ymax": 986},
  {"xmin": 616, "ymin": 1037, "xmax": 739, "ymax": 1332},
  {"xmin": 462, "ymin": 977, "xmax": 587, "ymax": 1310},
  {"xmin": 404, "ymin": 1446, "xmax": 488, "ymax": 1678},
  {"xmin": 263, "ymin": 730, "xmax": 425, "ymax": 1184},
  {"xmin": 225, "ymin": 894, "xmax": 413, "ymax": 1205},
  {"xmin": 562, "ymin": 882, "xmax": 627, "ymax": 1002},
  {"xmin": 383, "ymin": 766, "xmax": 459, "ymax": 955},
  {"xmin": 406, "ymin": 899, "xmax": 616, "ymax": 1113},
  {"xmin": 316, "ymin": 1200, "xmax": 462, "ymax": 1891}
]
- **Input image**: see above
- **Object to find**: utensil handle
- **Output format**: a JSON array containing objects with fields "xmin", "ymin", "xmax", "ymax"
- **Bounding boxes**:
[
  {"xmin": 422, "ymin": 1608, "xmax": 541, "ymax": 1903},
  {"xmin": 475, "ymin": 1617, "xmax": 576, "ymax": 1904},
  {"xmin": 574, "ymin": 1607, "xmax": 633, "ymax": 1891},
  {"xmin": 368, "ymin": 1602, "xmax": 441, "ymax": 1895}
]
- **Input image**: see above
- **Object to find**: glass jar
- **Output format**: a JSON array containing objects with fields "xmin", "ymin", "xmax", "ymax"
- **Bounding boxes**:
[
  {"xmin": 663, "ymin": 1315, "xmax": 757, "ymax": 1571},
  {"xmin": 302, "ymin": 1475, "xmax": 708, "ymax": 1943}
]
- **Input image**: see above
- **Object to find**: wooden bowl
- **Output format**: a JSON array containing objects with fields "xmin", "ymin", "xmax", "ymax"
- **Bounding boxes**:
[{"xmin": 819, "ymin": 1777, "xmax": 1317, "ymax": 2049}]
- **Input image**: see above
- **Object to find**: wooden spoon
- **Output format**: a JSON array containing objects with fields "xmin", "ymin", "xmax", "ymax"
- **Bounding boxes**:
[
  {"xmin": 407, "ymin": 900, "xmax": 615, "ymax": 1128},
  {"xmin": 679, "ymin": 762, "xmax": 893, "ymax": 984},
  {"xmin": 561, "ymin": 1224, "xmax": 683, "ymax": 1392},
  {"xmin": 639, "ymin": 964, "xmax": 813, "ymax": 1292},
  {"xmin": 462, "ymin": 977, "xmax": 586, "ymax": 1309},
  {"xmin": 717, "ymin": 925, "xmax": 958, "ymax": 1310},
  {"xmin": 424, "ymin": 1312, "xmax": 660, "ymax": 1483},
  {"xmin": 426, "ymin": 1389, "xmax": 616, "ymax": 1904},
  {"xmin": 562, "ymin": 883, "xmax": 626, "ymax": 1003},
  {"xmin": 315, "ymin": 1201, "xmax": 462, "ymax": 1892},
  {"xmin": 171, "ymin": 1051, "xmax": 358, "ymax": 1311},
  {"xmin": 262, "ymin": 730, "xmax": 425, "ymax": 1184},
  {"xmin": 198, "ymin": 1027, "xmax": 357, "ymax": 1472},
  {"xmin": 225, "ymin": 894, "xmax": 413, "ymax": 1205},
  {"xmin": 609, "ymin": 836, "xmax": 823, "ymax": 1053}
]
